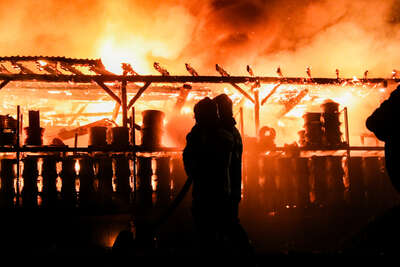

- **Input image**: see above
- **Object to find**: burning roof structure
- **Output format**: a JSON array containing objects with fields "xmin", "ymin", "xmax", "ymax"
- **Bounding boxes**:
[{"xmin": 0, "ymin": 55, "xmax": 397, "ymax": 150}]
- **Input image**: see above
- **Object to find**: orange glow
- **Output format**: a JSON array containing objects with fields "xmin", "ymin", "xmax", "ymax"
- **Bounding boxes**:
[
  {"xmin": 37, "ymin": 60, "xmax": 47, "ymax": 69},
  {"xmin": 75, "ymin": 178, "xmax": 80, "ymax": 193},
  {"xmin": 74, "ymin": 159, "xmax": 80, "ymax": 175},
  {"xmin": 98, "ymin": 38, "xmax": 150, "ymax": 75},
  {"xmin": 37, "ymin": 176, "xmax": 43, "ymax": 193},
  {"xmin": 151, "ymin": 158, "xmax": 157, "ymax": 191},
  {"xmin": 56, "ymin": 177, "xmax": 62, "ymax": 192}
]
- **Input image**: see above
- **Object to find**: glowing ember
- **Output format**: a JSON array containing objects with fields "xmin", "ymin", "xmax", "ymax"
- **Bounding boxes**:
[{"xmin": 74, "ymin": 159, "xmax": 80, "ymax": 175}]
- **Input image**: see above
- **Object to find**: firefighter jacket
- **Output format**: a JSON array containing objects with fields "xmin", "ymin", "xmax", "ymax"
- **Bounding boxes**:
[
  {"xmin": 183, "ymin": 123, "xmax": 234, "ymax": 205},
  {"xmin": 229, "ymin": 126, "xmax": 243, "ymax": 203}
]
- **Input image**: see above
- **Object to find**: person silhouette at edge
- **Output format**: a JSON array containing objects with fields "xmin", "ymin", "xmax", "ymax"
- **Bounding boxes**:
[
  {"xmin": 366, "ymin": 84, "xmax": 400, "ymax": 192},
  {"xmin": 183, "ymin": 97, "xmax": 232, "ymax": 255},
  {"xmin": 343, "ymin": 84, "xmax": 400, "ymax": 255},
  {"xmin": 213, "ymin": 94, "xmax": 254, "ymax": 256}
]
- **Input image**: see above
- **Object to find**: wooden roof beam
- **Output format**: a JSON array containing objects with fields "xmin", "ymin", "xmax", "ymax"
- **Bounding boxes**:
[{"xmin": 94, "ymin": 80, "xmax": 121, "ymax": 105}]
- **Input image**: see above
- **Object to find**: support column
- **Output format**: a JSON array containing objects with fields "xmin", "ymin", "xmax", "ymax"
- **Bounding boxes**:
[
  {"xmin": 121, "ymin": 78, "xmax": 127, "ymax": 127},
  {"xmin": 254, "ymin": 89, "xmax": 260, "ymax": 136}
]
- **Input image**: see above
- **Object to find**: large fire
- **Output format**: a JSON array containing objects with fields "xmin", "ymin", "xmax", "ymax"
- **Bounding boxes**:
[
  {"xmin": 98, "ymin": 38, "xmax": 150, "ymax": 75},
  {"xmin": 1, "ymin": 0, "xmax": 398, "ymax": 148}
]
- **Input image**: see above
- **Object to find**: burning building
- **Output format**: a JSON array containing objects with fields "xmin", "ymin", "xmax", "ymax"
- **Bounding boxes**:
[{"xmin": 1, "ymin": 0, "xmax": 400, "ymax": 256}]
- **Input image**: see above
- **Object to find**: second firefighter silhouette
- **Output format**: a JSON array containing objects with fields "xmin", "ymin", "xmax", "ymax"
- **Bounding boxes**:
[
  {"xmin": 183, "ymin": 97, "xmax": 232, "ymax": 248},
  {"xmin": 183, "ymin": 95, "xmax": 251, "ymax": 252},
  {"xmin": 213, "ymin": 94, "xmax": 243, "ymax": 224},
  {"xmin": 213, "ymin": 94, "xmax": 252, "ymax": 254}
]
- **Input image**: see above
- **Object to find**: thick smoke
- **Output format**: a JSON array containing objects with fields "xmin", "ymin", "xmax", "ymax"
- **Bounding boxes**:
[
  {"xmin": 1, "ymin": 0, "xmax": 399, "ymax": 77},
  {"xmin": 185, "ymin": 0, "xmax": 400, "ymax": 77}
]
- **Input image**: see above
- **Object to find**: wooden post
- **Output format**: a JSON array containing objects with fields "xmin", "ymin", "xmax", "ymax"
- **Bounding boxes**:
[
  {"xmin": 240, "ymin": 107, "xmax": 244, "ymax": 138},
  {"xmin": 127, "ymin": 82, "xmax": 151, "ymax": 110},
  {"xmin": 344, "ymin": 107, "xmax": 351, "ymax": 188},
  {"xmin": 0, "ymin": 79, "xmax": 10, "ymax": 90},
  {"xmin": 94, "ymin": 80, "xmax": 121, "ymax": 105},
  {"xmin": 131, "ymin": 107, "xmax": 137, "ymax": 200},
  {"xmin": 16, "ymin": 105, "xmax": 20, "ymax": 207},
  {"xmin": 344, "ymin": 107, "xmax": 350, "ymax": 147},
  {"xmin": 254, "ymin": 89, "xmax": 260, "ymax": 137},
  {"xmin": 121, "ymin": 78, "xmax": 128, "ymax": 127}
]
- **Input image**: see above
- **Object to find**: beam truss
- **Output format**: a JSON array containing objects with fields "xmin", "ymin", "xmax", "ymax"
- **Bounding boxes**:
[{"xmin": 0, "ymin": 56, "xmax": 394, "ymax": 135}]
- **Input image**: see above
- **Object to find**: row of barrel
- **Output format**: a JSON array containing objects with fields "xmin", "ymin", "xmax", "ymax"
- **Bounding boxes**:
[
  {"xmin": 2, "ymin": 153, "xmax": 398, "ymax": 213},
  {"xmin": 0, "ymin": 155, "xmax": 188, "ymax": 211},
  {"xmin": 243, "ymin": 154, "xmax": 400, "ymax": 212}
]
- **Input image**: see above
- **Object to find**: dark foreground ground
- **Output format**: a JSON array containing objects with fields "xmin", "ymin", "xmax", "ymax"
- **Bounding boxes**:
[{"xmin": 1, "ymin": 200, "xmax": 400, "ymax": 266}]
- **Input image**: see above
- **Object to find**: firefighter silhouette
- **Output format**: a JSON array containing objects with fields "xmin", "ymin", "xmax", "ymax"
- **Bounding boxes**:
[
  {"xmin": 213, "ymin": 93, "xmax": 253, "ymax": 255},
  {"xmin": 366, "ymin": 84, "xmax": 400, "ymax": 192},
  {"xmin": 183, "ymin": 97, "xmax": 231, "ymax": 250}
]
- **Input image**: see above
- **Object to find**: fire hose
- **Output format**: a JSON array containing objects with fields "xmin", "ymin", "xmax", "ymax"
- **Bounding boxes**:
[
  {"xmin": 114, "ymin": 175, "xmax": 193, "ymax": 249},
  {"xmin": 152, "ymin": 175, "xmax": 193, "ymax": 232}
]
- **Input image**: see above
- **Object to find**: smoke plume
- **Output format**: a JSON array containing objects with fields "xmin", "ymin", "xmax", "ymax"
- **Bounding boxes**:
[{"xmin": 1, "ymin": 0, "xmax": 399, "ymax": 77}]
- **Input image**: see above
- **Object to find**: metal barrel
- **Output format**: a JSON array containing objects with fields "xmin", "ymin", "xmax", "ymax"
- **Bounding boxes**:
[
  {"xmin": 243, "ymin": 146, "xmax": 261, "ymax": 209},
  {"xmin": 321, "ymin": 101, "xmax": 342, "ymax": 147},
  {"xmin": 24, "ymin": 127, "xmax": 44, "ymax": 146},
  {"xmin": 261, "ymin": 156, "xmax": 278, "ymax": 212},
  {"xmin": 141, "ymin": 110, "xmax": 165, "ymax": 149},
  {"xmin": 89, "ymin": 126, "xmax": 108, "ymax": 147},
  {"xmin": 379, "ymin": 157, "xmax": 400, "ymax": 206},
  {"xmin": 96, "ymin": 156, "xmax": 113, "ymax": 208},
  {"xmin": 41, "ymin": 156, "xmax": 59, "ymax": 208},
  {"xmin": 309, "ymin": 156, "xmax": 328, "ymax": 207},
  {"xmin": 363, "ymin": 157, "xmax": 383, "ymax": 210},
  {"xmin": 347, "ymin": 156, "xmax": 365, "ymax": 207},
  {"xmin": 294, "ymin": 157, "xmax": 311, "ymax": 209},
  {"xmin": 111, "ymin": 127, "xmax": 130, "ymax": 148},
  {"xmin": 276, "ymin": 157, "xmax": 296, "ymax": 209},
  {"xmin": 114, "ymin": 155, "xmax": 132, "ymax": 206},
  {"xmin": 59, "ymin": 157, "xmax": 77, "ymax": 208},
  {"xmin": 22, "ymin": 157, "xmax": 39, "ymax": 208},
  {"xmin": 0, "ymin": 159, "xmax": 16, "ymax": 208},
  {"xmin": 136, "ymin": 157, "xmax": 153, "ymax": 213},
  {"xmin": 154, "ymin": 157, "xmax": 171, "ymax": 209},
  {"xmin": 170, "ymin": 156, "xmax": 187, "ymax": 198},
  {"xmin": 303, "ymin": 112, "xmax": 323, "ymax": 147},
  {"xmin": 78, "ymin": 157, "xmax": 96, "ymax": 209},
  {"xmin": 326, "ymin": 156, "xmax": 345, "ymax": 207}
]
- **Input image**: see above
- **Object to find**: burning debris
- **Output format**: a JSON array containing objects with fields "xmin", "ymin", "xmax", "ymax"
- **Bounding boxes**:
[
  {"xmin": 185, "ymin": 63, "xmax": 198, "ymax": 76},
  {"xmin": 122, "ymin": 63, "xmax": 139, "ymax": 76},
  {"xmin": 153, "ymin": 62, "xmax": 170, "ymax": 76},
  {"xmin": 276, "ymin": 66, "xmax": 284, "ymax": 78}
]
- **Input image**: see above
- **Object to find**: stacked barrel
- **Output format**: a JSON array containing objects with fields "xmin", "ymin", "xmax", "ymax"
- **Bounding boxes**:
[
  {"xmin": 249, "ymin": 155, "xmax": 398, "ymax": 213},
  {"xmin": 300, "ymin": 100, "xmax": 344, "ymax": 148},
  {"xmin": 302, "ymin": 112, "xmax": 324, "ymax": 147},
  {"xmin": 321, "ymin": 101, "xmax": 343, "ymax": 147}
]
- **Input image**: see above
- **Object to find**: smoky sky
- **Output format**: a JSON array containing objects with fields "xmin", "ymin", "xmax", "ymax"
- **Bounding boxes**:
[{"xmin": 0, "ymin": 0, "xmax": 399, "ymax": 76}]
